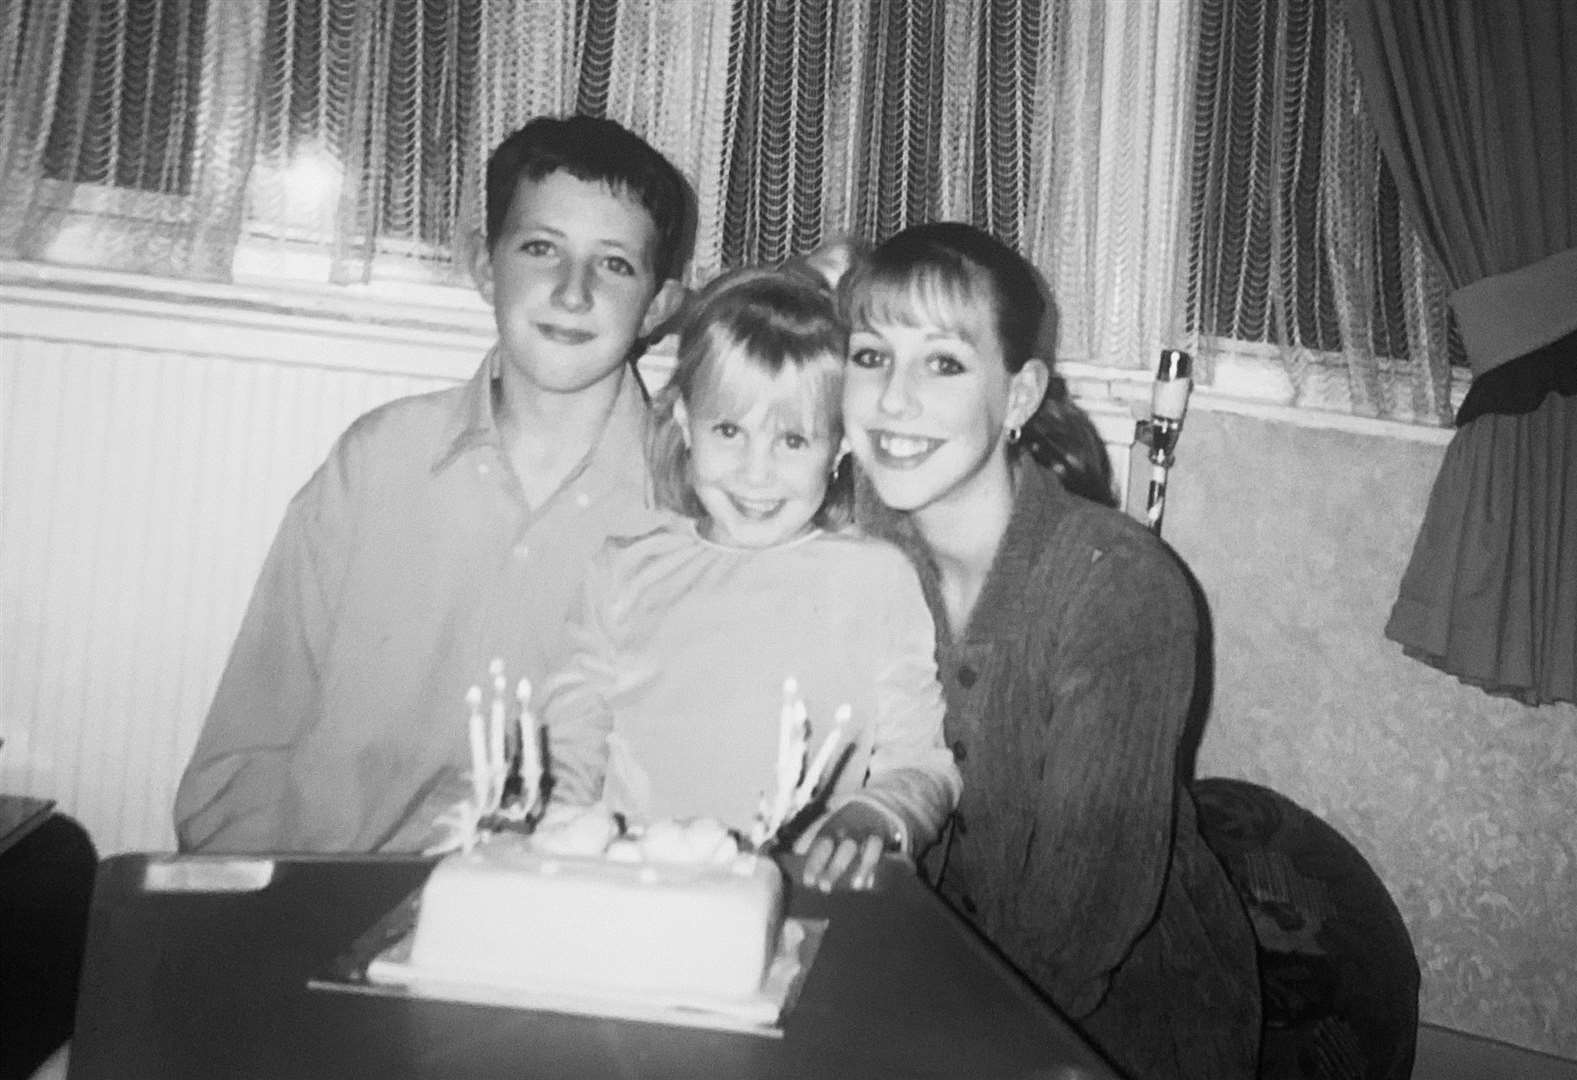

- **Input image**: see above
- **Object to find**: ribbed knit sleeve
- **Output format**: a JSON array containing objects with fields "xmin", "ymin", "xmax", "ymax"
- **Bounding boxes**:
[
  {"xmin": 925, "ymin": 466, "xmax": 1199, "ymax": 1018},
  {"xmin": 1003, "ymin": 527, "xmax": 1195, "ymax": 1015}
]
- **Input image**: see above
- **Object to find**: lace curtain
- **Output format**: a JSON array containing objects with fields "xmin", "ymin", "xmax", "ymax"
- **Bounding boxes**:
[
  {"xmin": 1183, "ymin": 0, "xmax": 1457, "ymax": 423},
  {"xmin": 2, "ymin": 0, "xmax": 1445, "ymax": 409}
]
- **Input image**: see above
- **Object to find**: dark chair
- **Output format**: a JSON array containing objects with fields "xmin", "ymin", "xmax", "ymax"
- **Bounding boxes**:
[
  {"xmin": 1192, "ymin": 778, "xmax": 1420, "ymax": 1080},
  {"xmin": 0, "ymin": 813, "xmax": 97, "ymax": 1080}
]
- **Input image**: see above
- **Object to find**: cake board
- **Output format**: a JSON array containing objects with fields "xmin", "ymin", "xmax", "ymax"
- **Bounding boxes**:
[{"xmin": 309, "ymin": 889, "xmax": 826, "ymax": 1039}]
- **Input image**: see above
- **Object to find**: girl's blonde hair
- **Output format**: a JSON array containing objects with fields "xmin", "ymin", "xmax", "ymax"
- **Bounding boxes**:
[{"xmin": 648, "ymin": 266, "xmax": 854, "ymax": 526}]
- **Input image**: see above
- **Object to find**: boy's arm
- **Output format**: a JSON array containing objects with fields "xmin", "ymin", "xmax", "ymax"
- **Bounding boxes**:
[
  {"xmin": 172, "ymin": 457, "xmax": 345, "ymax": 853},
  {"xmin": 836, "ymin": 553, "xmax": 961, "ymax": 857},
  {"xmin": 539, "ymin": 559, "xmax": 619, "ymax": 809}
]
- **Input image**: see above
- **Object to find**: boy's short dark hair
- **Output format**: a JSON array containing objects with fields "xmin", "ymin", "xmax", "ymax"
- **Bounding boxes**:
[{"xmin": 484, "ymin": 115, "xmax": 695, "ymax": 283}]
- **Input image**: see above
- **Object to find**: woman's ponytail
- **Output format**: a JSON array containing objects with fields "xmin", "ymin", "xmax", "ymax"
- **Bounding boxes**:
[{"xmin": 1021, "ymin": 381, "xmax": 1118, "ymax": 508}]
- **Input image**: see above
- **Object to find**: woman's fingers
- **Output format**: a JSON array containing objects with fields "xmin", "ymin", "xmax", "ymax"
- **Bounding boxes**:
[
  {"xmin": 813, "ymin": 836, "xmax": 862, "ymax": 892},
  {"xmin": 850, "ymin": 833, "xmax": 885, "ymax": 890},
  {"xmin": 798, "ymin": 814, "xmax": 893, "ymax": 891},
  {"xmin": 801, "ymin": 835, "xmax": 836, "ymax": 884}
]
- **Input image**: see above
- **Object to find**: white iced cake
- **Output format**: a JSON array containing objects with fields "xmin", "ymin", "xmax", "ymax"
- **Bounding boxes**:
[{"xmin": 407, "ymin": 810, "xmax": 787, "ymax": 1001}]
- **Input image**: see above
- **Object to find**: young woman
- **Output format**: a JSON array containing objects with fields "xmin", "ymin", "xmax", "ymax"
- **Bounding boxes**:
[{"xmin": 834, "ymin": 223, "xmax": 1260, "ymax": 1080}]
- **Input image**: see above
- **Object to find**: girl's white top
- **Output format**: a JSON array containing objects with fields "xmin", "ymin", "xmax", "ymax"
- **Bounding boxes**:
[{"xmin": 542, "ymin": 516, "xmax": 961, "ymax": 853}]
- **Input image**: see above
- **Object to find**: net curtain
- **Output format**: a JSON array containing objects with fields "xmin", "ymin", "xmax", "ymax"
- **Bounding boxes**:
[
  {"xmin": 0, "ymin": 0, "xmax": 268, "ymax": 279},
  {"xmin": 1342, "ymin": 0, "xmax": 1577, "ymax": 705},
  {"xmin": 0, "ymin": 0, "xmax": 1194, "ymax": 375}
]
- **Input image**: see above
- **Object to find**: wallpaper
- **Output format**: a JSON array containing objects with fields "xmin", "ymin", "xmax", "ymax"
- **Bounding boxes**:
[{"xmin": 1164, "ymin": 409, "xmax": 1577, "ymax": 1059}]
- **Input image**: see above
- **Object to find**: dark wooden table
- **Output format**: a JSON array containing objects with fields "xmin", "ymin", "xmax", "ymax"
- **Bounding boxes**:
[
  {"xmin": 0, "ymin": 793, "xmax": 55, "ymax": 856},
  {"xmin": 68, "ymin": 852, "xmax": 1118, "ymax": 1080}
]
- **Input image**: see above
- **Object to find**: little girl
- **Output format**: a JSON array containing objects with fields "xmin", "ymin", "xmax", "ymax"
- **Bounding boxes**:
[{"xmin": 541, "ymin": 266, "xmax": 961, "ymax": 889}]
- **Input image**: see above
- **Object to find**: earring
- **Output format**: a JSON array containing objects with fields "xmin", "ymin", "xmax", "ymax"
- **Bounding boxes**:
[{"xmin": 1005, "ymin": 424, "xmax": 1022, "ymax": 446}]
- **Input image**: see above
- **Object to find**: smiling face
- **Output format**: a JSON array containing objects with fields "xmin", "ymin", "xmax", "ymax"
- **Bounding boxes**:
[
  {"xmin": 842, "ymin": 276, "xmax": 1043, "ymax": 523},
  {"xmin": 676, "ymin": 356, "xmax": 843, "ymax": 549},
  {"xmin": 474, "ymin": 170, "xmax": 682, "ymax": 398}
]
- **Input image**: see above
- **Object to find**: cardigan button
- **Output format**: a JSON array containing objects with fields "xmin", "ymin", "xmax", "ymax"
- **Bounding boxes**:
[{"xmin": 957, "ymin": 665, "xmax": 978, "ymax": 688}]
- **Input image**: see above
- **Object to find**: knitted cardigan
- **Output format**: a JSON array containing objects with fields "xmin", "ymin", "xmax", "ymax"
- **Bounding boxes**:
[{"xmin": 866, "ymin": 463, "xmax": 1261, "ymax": 1080}]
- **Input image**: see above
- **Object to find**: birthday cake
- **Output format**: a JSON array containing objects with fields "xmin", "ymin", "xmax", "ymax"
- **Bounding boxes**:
[
  {"xmin": 407, "ymin": 807, "xmax": 787, "ymax": 1001},
  {"xmin": 393, "ymin": 667, "xmax": 841, "ymax": 1010}
]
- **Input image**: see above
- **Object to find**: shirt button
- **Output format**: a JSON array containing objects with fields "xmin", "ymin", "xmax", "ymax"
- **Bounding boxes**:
[
  {"xmin": 952, "ymin": 740, "xmax": 968, "ymax": 763},
  {"xmin": 513, "ymin": 543, "xmax": 530, "ymax": 559},
  {"xmin": 476, "ymin": 462, "xmax": 491, "ymax": 477},
  {"xmin": 575, "ymin": 492, "xmax": 591, "ymax": 509},
  {"xmin": 957, "ymin": 665, "xmax": 978, "ymax": 688},
  {"xmin": 961, "ymin": 894, "xmax": 978, "ymax": 915}
]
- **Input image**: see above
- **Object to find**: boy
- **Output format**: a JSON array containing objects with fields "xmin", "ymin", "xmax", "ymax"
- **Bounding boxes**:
[{"xmin": 174, "ymin": 115, "xmax": 690, "ymax": 853}]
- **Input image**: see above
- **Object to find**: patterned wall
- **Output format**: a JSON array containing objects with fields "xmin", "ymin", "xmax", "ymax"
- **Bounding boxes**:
[{"xmin": 1165, "ymin": 409, "xmax": 1577, "ymax": 1059}]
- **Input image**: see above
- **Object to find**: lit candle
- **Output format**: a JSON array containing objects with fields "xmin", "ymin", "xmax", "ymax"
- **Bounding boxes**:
[
  {"xmin": 770, "ymin": 678, "xmax": 806, "ymax": 830},
  {"xmin": 488, "ymin": 659, "xmax": 507, "ymax": 808},
  {"xmin": 794, "ymin": 704, "xmax": 851, "ymax": 809},
  {"xmin": 465, "ymin": 685, "xmax": 487, "ymax": 810},
  {"xmin": 515, "ymin": 677, "xmax": 539, "ymax": 811}
]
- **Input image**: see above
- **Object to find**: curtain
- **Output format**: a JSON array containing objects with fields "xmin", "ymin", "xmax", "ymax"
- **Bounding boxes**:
[
  {"xmin": 1184, "ymin": 0, "xmax": 1457, "ymax": 424},
  {"xmin": 0, "ymin": 0, "xmax": 1195, "ymax": 377},
  {"xmin": 1343, "ymin": 0, "xmax": 1577, "ymax": 705},
  {"xmin": 0, "ymin": 0, "xmax": 268, "ymax": 280}
]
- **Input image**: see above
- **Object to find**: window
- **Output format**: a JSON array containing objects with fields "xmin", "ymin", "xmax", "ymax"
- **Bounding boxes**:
[
  {"xmin": 248, "ymin": 0, "xmax": 482, "ymax": 260},
  {"xmin": 42, "ymin": 0, "xmax": 207, "ymax": 195},
  {"xmin": 5, "ymin": 0, "xmax": 1458, "ymax": 418},
  {"xmin": 1185, "ymin": 0, "xmax": 1462, "ymax": 419}
]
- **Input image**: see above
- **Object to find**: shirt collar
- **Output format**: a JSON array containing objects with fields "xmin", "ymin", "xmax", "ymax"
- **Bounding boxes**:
[
  {"xmin": 575, "ymin": 367, "xmax": 653, "ymax": 503},
  {"xmin": 429, "ymin": 349, "xmax": 652, "ymax": 493},
  {"xmin": 431, "ymin": 348, "xmax": 507, "ymax": 474}
]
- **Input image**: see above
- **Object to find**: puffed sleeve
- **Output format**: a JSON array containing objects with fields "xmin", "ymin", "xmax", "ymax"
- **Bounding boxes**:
[{"xmin": 834, "ymin": 546, "xmax": 962, "ymax": 856}]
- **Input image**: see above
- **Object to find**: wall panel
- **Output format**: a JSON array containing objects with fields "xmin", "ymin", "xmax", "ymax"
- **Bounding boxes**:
[{"xmin": 1, "ymin": 274, "xmax": 481, "ymax": 853}]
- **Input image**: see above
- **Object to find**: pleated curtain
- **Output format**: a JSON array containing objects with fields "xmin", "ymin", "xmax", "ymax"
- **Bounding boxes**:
[{"xmin": 1343, "ymin": 0, "xmax": 1577, "ymax": 705}]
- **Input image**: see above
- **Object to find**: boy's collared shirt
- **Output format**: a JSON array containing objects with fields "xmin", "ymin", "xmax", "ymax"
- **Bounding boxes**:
[{"xmin": 174, "ymin": 354, "xmax": 658, "ymax": 854}]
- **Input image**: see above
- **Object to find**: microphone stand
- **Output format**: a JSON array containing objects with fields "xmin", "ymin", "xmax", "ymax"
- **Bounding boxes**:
[{"xmin": 1133, "ymin": 350, "xmax": 1193, "ymax": 537}]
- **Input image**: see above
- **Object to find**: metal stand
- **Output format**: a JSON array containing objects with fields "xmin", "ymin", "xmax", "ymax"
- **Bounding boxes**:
[{"xmin": 1132, "ymin": 350, "xmax": 1192, "ymax": 537}]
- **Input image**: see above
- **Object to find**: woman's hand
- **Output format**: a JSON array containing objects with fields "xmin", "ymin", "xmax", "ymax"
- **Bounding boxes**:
[{"xmin": 795, "ymin": 801, "xmax": 900, "ymax": 892}]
